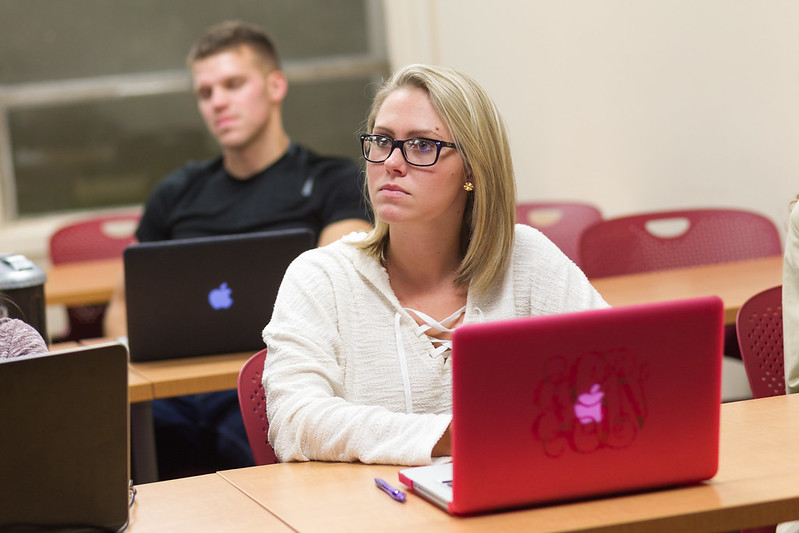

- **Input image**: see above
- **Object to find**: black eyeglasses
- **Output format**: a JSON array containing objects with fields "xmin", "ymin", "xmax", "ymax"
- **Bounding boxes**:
[{"xmin": 360, "ymin": 134, "xmax": 458, "ymax": 167}]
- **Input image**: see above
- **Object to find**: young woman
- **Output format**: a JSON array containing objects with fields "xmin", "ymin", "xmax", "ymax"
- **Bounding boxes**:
[{"xmin": 262, "ymin": 64, "xmax": 607, "ymax": 465}]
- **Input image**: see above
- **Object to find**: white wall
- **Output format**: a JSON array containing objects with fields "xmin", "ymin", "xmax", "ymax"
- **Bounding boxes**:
[
  {"xmin": 383, "ymin": 0, "xmax": 799, "ymax": 240},
  {"xmin": 4, "ymin": 0, "xmax": 798, "ymax": 264}
]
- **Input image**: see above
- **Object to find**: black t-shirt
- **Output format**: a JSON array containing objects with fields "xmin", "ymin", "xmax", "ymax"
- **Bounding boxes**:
[{"xmin": 136, "ymin": 143, "xmax": 369, "ymax": 243}]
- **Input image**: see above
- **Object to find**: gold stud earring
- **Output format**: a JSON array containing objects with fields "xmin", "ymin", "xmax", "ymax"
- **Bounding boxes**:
[{"xmin": 463, "ymin": 181, "xmax": 474, "ymax": 192}]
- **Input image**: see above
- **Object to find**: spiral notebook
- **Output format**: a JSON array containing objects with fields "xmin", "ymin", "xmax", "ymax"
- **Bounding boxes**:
[{"xmin": 399, "ymin": 296, "xmax": 724, "ymax": 515}]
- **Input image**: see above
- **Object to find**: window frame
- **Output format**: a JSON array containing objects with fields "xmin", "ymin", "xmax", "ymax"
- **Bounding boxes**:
[{"xmin": 0, "ymin": 53, "xmax": 388, "ymax": 222}]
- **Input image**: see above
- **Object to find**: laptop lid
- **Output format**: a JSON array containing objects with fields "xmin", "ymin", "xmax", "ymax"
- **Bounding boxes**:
[
  {"xmin": 0, "ymin": 342, "xmax": 130, "ymax": 531},
  {"xmin": 125, "ymin": 228, "xmax": 314, "ymax": 362},
  {"xmin": 399, "ymin": 296, "xmax": 724, "ymax": 515}
]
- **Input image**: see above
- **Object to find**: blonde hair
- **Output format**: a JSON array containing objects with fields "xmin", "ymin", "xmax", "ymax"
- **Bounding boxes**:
[{"xmin": 357, "ymin": 64, "xmax": 516, "ymax": 295}]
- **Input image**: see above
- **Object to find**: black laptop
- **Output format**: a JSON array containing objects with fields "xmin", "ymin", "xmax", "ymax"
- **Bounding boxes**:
[
  {"xmin": 0, "ymin": 342, "xmax": 130, "ymax": 531},
  {"xmin": 124, "ymin": 228, "xmax": 314, "ymax": 362}
]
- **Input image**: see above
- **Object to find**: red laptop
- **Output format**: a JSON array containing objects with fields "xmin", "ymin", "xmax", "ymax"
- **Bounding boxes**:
[{"xmin": 399, "ymin": 296, "xmax": 724, "ymax": 515}]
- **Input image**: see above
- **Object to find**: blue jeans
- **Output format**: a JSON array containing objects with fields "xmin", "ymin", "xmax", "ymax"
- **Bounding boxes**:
[{"xmin": 152, "ymin": 390, "xmax": 254, "ymax": 480}]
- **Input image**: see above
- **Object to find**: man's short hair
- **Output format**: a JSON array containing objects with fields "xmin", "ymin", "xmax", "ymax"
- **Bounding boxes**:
[{"xmin": 187, "ymin": 20, "xmax": 281, "ymax": 70}]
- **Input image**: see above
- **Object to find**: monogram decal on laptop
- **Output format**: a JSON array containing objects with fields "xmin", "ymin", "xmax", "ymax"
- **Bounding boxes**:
[{"xmin": 531, "ymin": 349, "xmax": 649, "ymax": 457}]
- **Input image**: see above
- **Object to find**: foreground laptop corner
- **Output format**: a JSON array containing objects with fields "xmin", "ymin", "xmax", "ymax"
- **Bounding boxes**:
[{"xmin": 0, "ymin": 342, "xmax": 130, "ymax": 531}]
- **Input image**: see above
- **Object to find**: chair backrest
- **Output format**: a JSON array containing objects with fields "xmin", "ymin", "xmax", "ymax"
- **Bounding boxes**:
[
  {"xmin": 515, "ymin": 202, "xmax": 602, "ymax": 267},
  {"xmin": 736, "ymin": 285, "xmax": 784, "ymax": 399},
  {"xmin": 579, "ymin": 208, "xmax": 782, "ymax": 279},
  {"xmin": 48, "ymin": 213, "xmax": 140, "ymax": 341},
  {"xmin": 49, "ymin": 213, "xmax": 140, "ymax": 265},
  {"xmin": 237, "ymin": 348, "xmax": 278, "ymax": 465}
]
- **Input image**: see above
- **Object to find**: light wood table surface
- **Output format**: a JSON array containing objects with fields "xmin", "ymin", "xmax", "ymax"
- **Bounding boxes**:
[
  {"xmin": 44, "ymin": 257, "xmax": 122, "ymax": 306},
  {"xmin": 210, "ymin": 394, "xmax": 799, "ymax": 533},
  {"xmin": 127, "ymin": 367, "xmax": 154, "ymax": 403},
  {"xmin": 129, "ymin": 351, "xmax": 252, "ymax": 399},
  {"xmin": 127, "ymin": 473, "xmax": 291, "ymax": 532},
  {"xmin": 47, "ymin": 255, "xmax": 782, "ymax": 488},
  {"xmin": 63, "ymin": 257, "xmax": 780, "ymax": 404},
  {"xmin": 73, "ymin": 338, "xmax": 250, "ymax": 403},
  {"xmin": 591, "ymin": 255, "xmax": 782, "ymax": 325},
  {"xmin": 43, "ymin": 256, "xmax": 781, "ymax": 326}
]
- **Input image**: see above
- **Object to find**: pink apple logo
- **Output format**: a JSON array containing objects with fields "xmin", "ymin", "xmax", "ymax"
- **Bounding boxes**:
[
  {"xmin": 208, "ymin": 282, "xmax": 233, "ymax": 310},
  {"xmin": 532, "ymin": 352, "xmax": 647, "ymax": 455},
  {"xmin": 574, "ymin": 383, "xmax": 604, "ymax": 424}
]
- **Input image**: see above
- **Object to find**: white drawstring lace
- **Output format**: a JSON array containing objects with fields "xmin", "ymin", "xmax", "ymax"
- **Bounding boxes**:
[
  {"xmin": 393, "ymin": 305, "xmax": 477, "ymax": 414},
  {"xmin": 405, "ymin": 306, "xmax": 466, "ymax": 357},
  {"xmin": 394, "ymin": 312, "xmax": 414, "ymax": 414}
]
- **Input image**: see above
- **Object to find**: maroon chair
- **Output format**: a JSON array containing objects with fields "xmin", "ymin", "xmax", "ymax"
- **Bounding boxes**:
[
  {"xmin": 515, "ymin": 202, "xmax": 602, "ymax": 267},
  {"xmin": 736, "ymin": 287, "xmax": 784, "ymax": 533},
  {"xmin": 578, "ymin": 208, "xmax": 781, "ymax": 279},
  {"xmin": 48, "ymin": 213, "xmax": 140, "ymax": 341},
  {"xmin": 735, "ymin": 294, "xmax": 782, "ymax": 530},
  {"xmin": 49, "ymin": 213, "xmax": 140, "ymax": 264},
  {"xmin": 736, "ymin": 286, "xmax": 784, "ymax": 399},
  {"xmin": 237, "ymin": 348, "xmax": 279, "ymax": 465},
  {"xmin": 579, "ymin": 208, "xmax": 781, "ymax": 360}
]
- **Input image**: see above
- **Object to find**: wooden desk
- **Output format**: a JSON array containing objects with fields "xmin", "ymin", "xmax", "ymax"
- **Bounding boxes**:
[
  {"xmin": 61, "ymin": 255, "xmax": 781, "ymax": 486},
  {"xmin": 44, "ymin": 257, "xmax": 122, "ymax": 306},
  {"xmin": 127, "ymin": 473, "xmax": 291, "ymax": 532},
  {"xmin": 130, "ymin": 351, "xmax": 251, "ymax": 399},
  {"xmin": 85, "ymin": 258, "xmax": 778, "ymax": 405},
  {"xmin": 74, "ymin": 338, "xmax": 250, "ymax": 402},
  {"xmin": 44, "ymin": 256, "xmax": 781, "ymax": 325},
  {"xmin": 128, "ymin": 367, "xmax": 154, "ymax": 403},
  {"xmin": 591, "ymin": 255, "xmax": 782, "ymax": 324},
  {"xmin": 209, "ymin": 395, "xmax": 799, "ymax": 532}
]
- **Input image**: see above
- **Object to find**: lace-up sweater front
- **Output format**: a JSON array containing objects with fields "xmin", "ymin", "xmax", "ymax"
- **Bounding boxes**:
[{"xmin": 262, "ymin": 224, "xmax": 608, "ymax": 465}]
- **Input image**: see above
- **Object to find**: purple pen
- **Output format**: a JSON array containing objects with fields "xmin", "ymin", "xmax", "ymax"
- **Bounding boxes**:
[{"xmin": 375, "ymin": 477, "xmax": 406, "ymax": 503}]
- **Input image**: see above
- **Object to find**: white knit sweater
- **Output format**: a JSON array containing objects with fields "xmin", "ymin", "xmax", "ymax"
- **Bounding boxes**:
[
  {"xmin": 784, "ymin": 202, "xmax": 799, "ymax": 394},
  {"xmin": 262, "ymin": 224, "xmax": 608, "ymax": 465}
]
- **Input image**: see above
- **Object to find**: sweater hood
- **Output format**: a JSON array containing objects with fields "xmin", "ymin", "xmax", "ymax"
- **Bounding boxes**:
[{"xmin": 333, "ymin": 231, "xmax": 401, "ymax": 307}]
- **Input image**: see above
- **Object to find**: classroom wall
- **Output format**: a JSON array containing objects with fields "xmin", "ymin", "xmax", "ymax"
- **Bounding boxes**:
[
  {"xmin": 383, "ymin": 0, "xmax": 799, "ymax": 239},
  {"xmin": 3, "ymin": 0, "xmax": 797, "ymax": 264}
]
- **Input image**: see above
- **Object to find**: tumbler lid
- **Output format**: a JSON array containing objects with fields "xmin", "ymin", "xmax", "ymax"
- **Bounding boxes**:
[{"xmin": 0, "ymin": 254, "xmax": 47, "ymax": 290}]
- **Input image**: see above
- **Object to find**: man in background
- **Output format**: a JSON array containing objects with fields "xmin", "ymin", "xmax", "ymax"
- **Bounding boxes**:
[{"xmin": 105, "ymin": 20, "xmax": 371, "ymax": 479}]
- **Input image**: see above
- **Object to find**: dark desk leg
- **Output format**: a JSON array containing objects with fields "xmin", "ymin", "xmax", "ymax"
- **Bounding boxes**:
[{"xmin": 130, "ymin": 401, "xmax": 159, "ymax": 483}]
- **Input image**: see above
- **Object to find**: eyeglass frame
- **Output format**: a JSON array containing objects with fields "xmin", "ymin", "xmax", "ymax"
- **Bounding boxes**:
[{"xmin": 360, "ymin": 134, "xmax": 458, "ymax": 167}]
